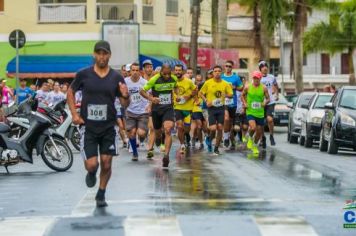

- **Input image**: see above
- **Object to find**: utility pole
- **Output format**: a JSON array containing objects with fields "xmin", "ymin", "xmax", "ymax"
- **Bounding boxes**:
[{"xmin": 190, "ymin": 0, "xmax": 200, "ymax": 73}]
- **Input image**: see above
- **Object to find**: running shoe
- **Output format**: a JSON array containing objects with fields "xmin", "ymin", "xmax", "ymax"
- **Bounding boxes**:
[
  {"xmin": 199, "ymin": 143, "xmax": 204, "ymax": 150},
  {"xmin": 96, "ymin": 198, "xmax": 108, "ymax": 208},
  {"xmin": 132, "ymin": 153, "xmax": 138, "ymax": 161},
  {"xmin": 247, "ymin": 137, "xmax": 253, "ymax": 150},
  {"xmin": 160, "ymin": 144, "xmax": 166, "ymax": 153},
  {"xmin": 224, "ymin": 139, "xmax": 230, "ymax": 148},
  {"xmin": 242, "ymin": 136, "xmax": 247, "ymax": 143},
  {"xmin": 147, "ymin": 149, "xmax": 154, "ymax": 159},
  {"xmin": 270, "ymin": 134, "xmax": 276, "ymax": 146},
  {"xmin": 180, "ymin": 144, "xmax": 186, "ymax": 154},
  {"xmin": 123, "ymin": 142, "xmax": 128, "ymax": 148},
  {"xmin": 252, "ymin": 144, "xmax": 259, "ymax": 155},
  {"xmin": 162, "ymin": 155, "xmax": 170, "ymax": 168},
  {"xmin": 213, "ymin": 147, "xmax": 220, "ymax": 155},
  {"xmin": 261, "ymin": 136, "xmax": 267, "ymax": 149},
  {"xmin": 85, "ymin": 171, "xmax": 97, "ymax": 188}
]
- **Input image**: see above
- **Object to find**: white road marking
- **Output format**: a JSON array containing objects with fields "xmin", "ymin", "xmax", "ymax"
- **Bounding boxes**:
[
  {"xmin": 0, "ymin": 216, "xmax": 56, "ymax": 236},
  {"xmin": 255, "ymin": 216, "xmax": 318, "ymax": 236},
  {"xmin": 70, "ymin": 187, "xmax": 97, "ymax": 217},
  {"xmin": 124, "ymin": 216, "xmax": 182, "ymax": 236}
]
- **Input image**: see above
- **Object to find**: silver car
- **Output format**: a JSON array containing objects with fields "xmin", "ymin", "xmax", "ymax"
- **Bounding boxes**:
[
  {"xmin": 287, "ymin": 92, "xmax": 316, "ymax": 144},
  {"xmin": 299, "ymin": 92, "xmax": 333, "ymax": 147}
]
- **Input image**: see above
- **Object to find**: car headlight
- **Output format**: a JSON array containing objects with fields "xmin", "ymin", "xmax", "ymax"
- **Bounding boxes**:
[
  {"xmin": 340, "ymin": 113, "xmax": 356, "ymax": 126},
  {"xmin": 311, "ymin": 117, "xmax": 322, "ymax": 124}
]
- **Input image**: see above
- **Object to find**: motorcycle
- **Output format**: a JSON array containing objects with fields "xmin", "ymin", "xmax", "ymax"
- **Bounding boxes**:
[
  {"xmin": 7, "ymin": 100, "xmax": 81, "ymax": 151},
  {"xmin": 0, "ymin": 99, "xmax": 73, "ymax": 173}
]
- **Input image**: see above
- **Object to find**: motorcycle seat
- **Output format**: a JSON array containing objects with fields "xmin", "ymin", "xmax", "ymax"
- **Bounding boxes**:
[{"xmin": 0, "ymin": 123, "xmax": 10, "ymax": 133}]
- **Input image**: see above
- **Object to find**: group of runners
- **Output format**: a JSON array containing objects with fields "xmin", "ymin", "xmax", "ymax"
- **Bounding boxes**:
[{"xmin": 67, "ymin": 40, "xmax": 279, "ymax": 207}]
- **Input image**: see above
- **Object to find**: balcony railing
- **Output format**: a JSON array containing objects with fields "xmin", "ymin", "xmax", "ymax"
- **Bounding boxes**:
[
  {"xmin": 96, "ymin": 3, "xmax": 136, "ymax": 22},
  {"xmin": 38, "ymin": 3, "xmax": 87, "ymax": 23},
  {"xmin": 142, "ymin": 4, "xmax": 153, "ymax": 24}
]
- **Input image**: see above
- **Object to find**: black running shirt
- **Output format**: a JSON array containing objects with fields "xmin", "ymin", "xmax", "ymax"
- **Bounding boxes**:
[{"xmin": 71, "ymin": 66, "xmax": 125, "ymax": 133}]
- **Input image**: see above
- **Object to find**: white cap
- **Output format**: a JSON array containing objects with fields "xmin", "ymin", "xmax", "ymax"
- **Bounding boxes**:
[{"xmin": 125, "ymin": 64, "xmax": 132, "ymax": 72}]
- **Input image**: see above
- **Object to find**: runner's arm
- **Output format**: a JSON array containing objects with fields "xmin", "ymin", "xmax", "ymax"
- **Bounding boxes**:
[
  {"xmin": 241, "ymin": 85, "xmax": 248, "ymax": 108},
  {"xmin": 263, "ymin": 86, "xmax": 270, "ymax": 107}
]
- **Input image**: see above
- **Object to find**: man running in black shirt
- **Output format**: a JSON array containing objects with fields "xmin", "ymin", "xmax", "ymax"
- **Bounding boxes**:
[{"xmin": 67, "ymin": 40, "xmax": 129, "ymax": 208}]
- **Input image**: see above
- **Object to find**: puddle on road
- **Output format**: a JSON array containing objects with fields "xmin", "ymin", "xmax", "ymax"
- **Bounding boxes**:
[
  {"xmin": 149, "ymin": 149, "xmax": 280, "ymax": 214},
  {"xmin": 245, "ymin": 149, "xmax": 356, "ymax": 200}
]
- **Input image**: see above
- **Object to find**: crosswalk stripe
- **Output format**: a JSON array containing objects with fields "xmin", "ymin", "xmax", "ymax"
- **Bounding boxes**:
[
  {"xmin": 0, "ymin": 216, "xmax": 56, "ymax": 236},
  {"xmin": 255, "ymin": 216, "xmax": 318, "ymax": 236},
  {"xmin": 70, "ymin": 187, "xmax": 97, "ymax": 217},
  {"xmin": 124, "ymin": 216, "xmax": 183, "ymax": 236}
]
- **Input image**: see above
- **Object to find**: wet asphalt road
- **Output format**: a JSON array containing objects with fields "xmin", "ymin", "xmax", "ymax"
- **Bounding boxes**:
[{"xmin": 0, "ymin": 127, "xmax": 355, "ymax": 236}]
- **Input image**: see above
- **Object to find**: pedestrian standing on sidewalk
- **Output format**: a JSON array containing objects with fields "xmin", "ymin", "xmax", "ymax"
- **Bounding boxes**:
[{"xmin": 67, "ymin": 40, "xmax": 129, "ymax": 208}]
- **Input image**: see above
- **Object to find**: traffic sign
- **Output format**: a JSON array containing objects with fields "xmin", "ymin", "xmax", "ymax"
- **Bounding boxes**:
[{"xmin": 9, "ymin": 29, "xmax": 26, "ymax": 49}]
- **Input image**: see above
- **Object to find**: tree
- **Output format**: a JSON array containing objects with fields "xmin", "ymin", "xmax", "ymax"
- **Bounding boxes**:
[
  {"xmin": 304, "ymin": 0, "xmax": 356, "ymax": 85},
  {"xmin": 235, "ymin": 0, "xmax": 287, "ymax": 64},
  {"xmin": 212, "ymin": 0, "xmax": 228, "ymax": 48}
]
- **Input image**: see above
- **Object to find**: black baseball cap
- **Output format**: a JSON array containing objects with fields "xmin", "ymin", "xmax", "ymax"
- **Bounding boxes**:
[{"xmin": 94, "ymin": 40, "xmax": 111, "ymax": 53}]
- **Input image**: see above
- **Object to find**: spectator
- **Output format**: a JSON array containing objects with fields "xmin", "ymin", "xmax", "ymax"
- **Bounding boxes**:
[
  {"xmin": 45, "ymin": 81, "xmax": 65, "ymax": 106},
  {"xmin": 1, "ymin": 78, "xmax": 14, "ymax": 108},
  {"xmin": 61, "ymin": 83, "xmax": 69, "ymax": 95},
  {"xmin": 35, "ymin": 82, "xmax": 50, "ymax": 104},
  {"xmin": 14, "ymin": 78, "xmax": 34, "ymax": 104}
]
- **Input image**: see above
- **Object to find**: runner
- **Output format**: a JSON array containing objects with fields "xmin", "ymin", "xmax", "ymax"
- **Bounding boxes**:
[
  {"xmin": 140, "ymin": 64, "xmax": 177, "ymax": 168},
  {"xmin": 142, "ymin": 59, "xmax": 156, "ymax": 158},
  {"xmin": 191, "ymin": 74, "xmax": 205, "ymax": 150},
  {"xmin": 115, "ymin": 97, "xmax": 128, "ymax": 148},
  {"xmin": 199, "ymin": 65, "xmax": 233, "ymax": 155},
  {"xmin": 259, "ymin": 60, "xmax": 279, "ymax": 147},
  {"xmin": 125, "ymin": 63, "xmax": 149, "ymax": 161},
  {"xmin": 45, "ymin": 81, "xmax": 66, "ymax": 106},
  {"xmin": 67, "ymin": 40, "xmax": 129, "ymax": 207},
  {"xmin": 173, "ymin": 64, "xmax": 197, "ymax": 154},
  {"xmin": 221, "ymin": 60, "xmax": 243, "ymax": 150},
  {"xmin": 235, "ymin": 76, "xmax": 249, "ymax": 143},
  {"xmin": 241, "ymin": 71, "xmax": 270, "ymax": 155}
]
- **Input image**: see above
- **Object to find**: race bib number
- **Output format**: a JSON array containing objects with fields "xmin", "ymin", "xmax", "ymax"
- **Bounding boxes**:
[
  {"xmin": 225, "ymin": 98, "xmax": 234, "ymax": 106},
  {"xmin": 212, "ymin": 98, "xmax": 223, "ymax": 107},
  {"xmin": 177, "ymin": 97, "xmax": 186, "ymax": 105},
  {"xmin": 131, "ymin": 93, "xmax": 142, "ymax": 103},
  {"xmin": 87, "ymin": 104, "xmax": 107, "ymax": 121},
  {"xmin": 159, "ymin": 94, "xmax": 172, "ymax": 105},
  {"xmin": 251, "ymin": 102, "xmax": 261, "ymax": 109}
]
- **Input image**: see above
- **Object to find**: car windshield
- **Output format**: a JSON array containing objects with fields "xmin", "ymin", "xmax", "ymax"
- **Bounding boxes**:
[
  {"xmin": 298, "ymin": 94, "xmax": 314, "ymax": 108},
  {"xmin": 340, "ymin": 89, "xmax": 356, "ymax": 110},
  {"xmin": 313, "ymin": 95, "xmax": 333, "ymax": 109}
]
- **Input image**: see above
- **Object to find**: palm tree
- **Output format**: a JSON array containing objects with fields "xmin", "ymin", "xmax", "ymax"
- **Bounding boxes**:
[
  {"xmin": 303, "ymin": 0, "xmax": 356, "ymax": 85},
  {"xmin": 234, "ymin": 0, "xmax": 287, "ymax": 63}
]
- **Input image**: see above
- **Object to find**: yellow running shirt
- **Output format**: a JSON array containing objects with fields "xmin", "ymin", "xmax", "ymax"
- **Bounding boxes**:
[
  {"xmin": 200, "ymin": 79, "xmax": 233, "ymax": 107},
  {"xmin": 174, "ymin": 77, "xmax": 197, "ymax": 111}
]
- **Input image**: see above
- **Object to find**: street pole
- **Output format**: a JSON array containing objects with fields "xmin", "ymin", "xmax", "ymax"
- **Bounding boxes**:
[
  {"xmin": 16, "ymin": 30, "xmax": 19, "ymax": 105},
  {"xmin": 279, "ymin": 22, "xmax": 285, "ymax": 95},
  {"xmin": 190, "ymin": 0, "xmax": 200, "ymax": 74}
]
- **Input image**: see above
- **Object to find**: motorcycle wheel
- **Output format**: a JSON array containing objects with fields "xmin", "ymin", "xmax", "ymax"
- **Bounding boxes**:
[
  {"xmin": 41, "ymin": 136, "xmax": 73, "ymax": 172},
  {"xmin": 69, "ymin": 126, "xmax": 81, "ymax": 151}
]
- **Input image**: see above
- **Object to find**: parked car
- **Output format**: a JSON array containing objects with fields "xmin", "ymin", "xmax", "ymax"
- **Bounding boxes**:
[
  {"xmin": 319, "ymin": 86, "xmax": 356, "ymax": 154},
  {"xmin": 273, "ymin": 94, "xmax": 291, "ymax": 127},
  {"xmin": 287, "ymin": 92, "xmax": 317, "ymax": 144},
  {"xmin": 300, "ymin": 92, "xmax": 333, "ymax": 147},
  {"xmin": 285, "ymin": 94, "xmax": 298, "ymax": 104}
]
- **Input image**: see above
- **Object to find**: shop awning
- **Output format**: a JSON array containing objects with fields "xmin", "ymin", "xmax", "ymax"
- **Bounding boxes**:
[
  {"xmin": 6, "ymin": 55, "xmax": 94, "ymax": 79},
  {"xmin": 139, "ymin": 54, "xmax": 187, "ymax": 70}
]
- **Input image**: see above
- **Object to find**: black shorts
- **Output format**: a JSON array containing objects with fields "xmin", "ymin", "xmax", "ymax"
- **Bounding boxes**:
[
  {"xmin": 174, "ymin": 110, "xmax": 191, "ymax": 122},
  {"xmin": 247, "ymin": 115, "xmax": 265, "ymax": 126},
  {"xmin": 235, "ymin": 113, "xmax": 248, "ymax": 126},
  {"xmin": 80, "ymin": 126, "xmax": 118, "ymax": 159},
  {"xmin": 225, "ymin": 106, "xmax": 236, "ymax": 119},
  {"xmin": 192, "ymin": 112, "xmax": 204, "ymax": 121},
  {"xmin": 265, "ymin": 104, "xmax": 275, "ymax": 118},
  {"xmin": 208, "ymin": 107, "xmax": 225, "ymax": 125},
  {"xmin": 152, "ymin": 107, "xmax": 175, "ymax": 130}
]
